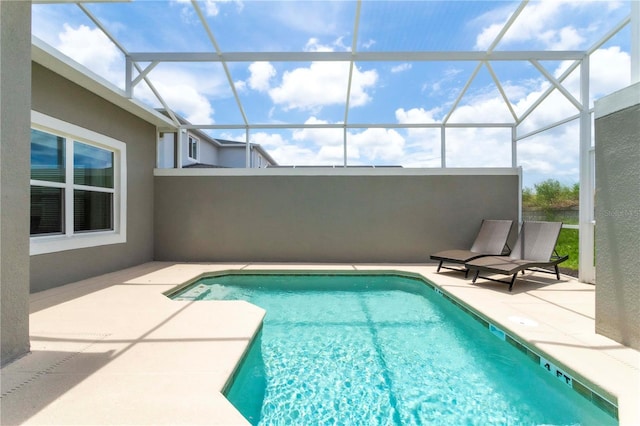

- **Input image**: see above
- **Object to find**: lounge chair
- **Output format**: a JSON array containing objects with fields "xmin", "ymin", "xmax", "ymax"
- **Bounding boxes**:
[
  {"xmin": 465, "ymin": 221, "xmax": 569, "ymax": 291},
  {"xmin": 430, "ymin": 219, "xmax": 513, "ymax": 277}
]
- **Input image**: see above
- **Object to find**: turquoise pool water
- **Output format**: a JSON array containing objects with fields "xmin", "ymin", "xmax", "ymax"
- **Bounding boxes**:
[{"xmin": 172, "ymin": 273, "xmax": 616, "ymax": 425}]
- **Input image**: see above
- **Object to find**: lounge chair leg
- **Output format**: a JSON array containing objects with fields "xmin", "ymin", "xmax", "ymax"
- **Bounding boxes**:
[
  {"xmin": 472, "ymin": 270, "xmax": 479, "ymax": 283},
  {"xmin": 554, "ymin": 265, "xmax": 560, "ymax": 280},
  {"xmin": 508, "ymin": 274, "xmax": 517, "ymax": 291},
  {"xmin": 464, "ymin": 268, "xmax": 469, "ymax": 279},
  {"xmin": 436, "ymin": 261, "xmax": 443, "ymax": 273}
]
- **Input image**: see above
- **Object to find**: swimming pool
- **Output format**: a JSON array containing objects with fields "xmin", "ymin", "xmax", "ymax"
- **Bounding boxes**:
[{"xmin": 171, "ymin": 272, "xmax": 617, "ymax": 425}]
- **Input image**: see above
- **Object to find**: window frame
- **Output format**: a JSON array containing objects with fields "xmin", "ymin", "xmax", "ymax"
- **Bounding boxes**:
[
  {"xmin": 30, "ymin": 111, "xmax": 127, "ymax": 255},
  {"xmin": 188, "ymin": 134, "xmax": 199, "ymax": 161}
]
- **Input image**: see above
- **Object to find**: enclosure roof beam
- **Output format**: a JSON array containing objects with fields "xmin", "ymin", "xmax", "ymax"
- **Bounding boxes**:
[
  {"xmin": 191, "ymin": 0, "xmax": 249, "ymax": 127},
  {"xmin": 126, "ymin": 51, "xmax": 586, "ymax": 63},
  {"xmin": 178, "ymin": 122, "xmax": 515, "ymax": 130}
]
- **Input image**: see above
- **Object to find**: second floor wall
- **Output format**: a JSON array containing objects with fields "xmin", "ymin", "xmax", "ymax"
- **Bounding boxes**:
[{"xmin": 158, "ymin": 131, "xmax": 275, "ymax": 169}]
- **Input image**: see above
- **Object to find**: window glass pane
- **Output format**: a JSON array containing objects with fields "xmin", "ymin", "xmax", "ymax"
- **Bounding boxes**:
[
  {"xmin": 189, "ymin": 137, "xmax": 198, "ymax": 159},
  {"xmin": 74, "ymin": 190, "xmax": 113, "ymax": 232},
  {"xmin": 31, "ymin": 129, "xmax": 65, "ymax": 182},
  {"xmin": 30, "ymin": 186, "xmax": 64, "ymax": 235},
  {"xmin": 74, "ymin": 142, "xmax": 114, "ymax": 188}
]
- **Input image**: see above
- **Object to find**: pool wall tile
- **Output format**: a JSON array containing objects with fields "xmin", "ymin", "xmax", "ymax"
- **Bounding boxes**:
[
  {"xmin": 428, "ymin": 281, "xmax": 619, "ymax": 421},
  {"xmin": 593, "ymin": 393, "xmax": 619, "ymax": 419}
]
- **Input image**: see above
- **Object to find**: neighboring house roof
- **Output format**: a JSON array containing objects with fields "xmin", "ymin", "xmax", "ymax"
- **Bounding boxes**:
[
  {"xmin": 268, "ymin": 165, "xmax": 403, "ymax": 168},
  {"xmin": 214, "ymin": 138, "xmax": 278, "ymax": 166},
  {"xmin": 183, "ymin": 163, "xmax": 227, "ymax": 169}
]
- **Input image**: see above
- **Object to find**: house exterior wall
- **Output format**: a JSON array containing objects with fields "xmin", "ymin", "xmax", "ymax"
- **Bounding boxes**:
[
  {"xmin": 218, "ymin": 147, "xmax": 246, "ymax": 168},
  {"xmin": 30, "ymin": 63, "xmax": 157, "ymax": 293},
  {"xmin": 157, "ymin": 130, "xmax": 272, "ymax": 169},
  {"xmin": 179, "ymin": 130, "xmax": 222, "ymax": 167},
  {"xmin": 158, "ymin": 132, "xmax": 175, "ymax": 168},
  {"xmin": 1, "ymin": 0, "xmax": 31, "ymax": 365},
  {"xmin": 217, "ymin": 146, "xmax": 273, "ymax": 168},
  {"xmin": 154, "ymin": 169, "xmax": 519, "ymax": 263},
  {"xmin": 181, "ymin": 131, "xmax": 197, "ymax": 167},
  {"xmin": 250, "ymin": 148, "xmax": 273, "ymax": 168},
  {"xmin": 195, "ymin": 133, "xmax": 220, "ymax": 166},
  {"xmin": 594, "ymin": 83, "xmax": 640, "ymax": 350}
]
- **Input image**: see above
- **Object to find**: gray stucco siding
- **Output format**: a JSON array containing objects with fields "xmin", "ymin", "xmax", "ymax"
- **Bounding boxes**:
[
  {"xmin": 595, "ymin": 87, "xmax": 640, "ymax": 350},
  {"xmin": 30, "ymin": 63, "xmax": 156, "ymax": 293},
  {"xmin": 154, "ymin": 173, "xmax": 519, "ymax": 263}
]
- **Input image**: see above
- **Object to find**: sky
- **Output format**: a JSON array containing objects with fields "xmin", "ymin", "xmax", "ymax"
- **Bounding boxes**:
[{"xmin": 31, "ymin": 0, "xmax": 633, "ymax": 188}]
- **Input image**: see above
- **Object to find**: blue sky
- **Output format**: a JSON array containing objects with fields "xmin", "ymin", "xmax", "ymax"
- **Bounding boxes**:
[{"xmin": 32, "ymin": 1, "xmax": 632, "ymax": 188}]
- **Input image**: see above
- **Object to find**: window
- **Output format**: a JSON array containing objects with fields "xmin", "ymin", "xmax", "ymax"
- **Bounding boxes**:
[
  {"xmin": 188, "ymin": 135, "xmax": 198, "ymax": 160},
  {"xmin": 30, "ymin": 111, "xmax": 126, "ymax": 255}
]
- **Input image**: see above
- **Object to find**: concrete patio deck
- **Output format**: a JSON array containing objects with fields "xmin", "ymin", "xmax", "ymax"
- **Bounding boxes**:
[{"xmin": 1, "ymin": 262, "xmax": 638, "ymax": 425}]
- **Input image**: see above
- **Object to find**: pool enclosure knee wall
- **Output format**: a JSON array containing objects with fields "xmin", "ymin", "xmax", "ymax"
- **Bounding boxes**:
[{"xmin": 153, "ymin": 168, "xmax": 520, "ymax": 263}]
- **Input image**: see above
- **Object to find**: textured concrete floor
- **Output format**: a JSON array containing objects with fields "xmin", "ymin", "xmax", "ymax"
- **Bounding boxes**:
[{"xmin": 1, "ymin": 262, "xmax": 638, "ymax": 425}]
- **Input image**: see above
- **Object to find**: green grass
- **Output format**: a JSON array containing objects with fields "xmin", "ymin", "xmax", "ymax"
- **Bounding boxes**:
[{"xmin": 555, "ymin": 228, "xmax": 579, "ymax": 271}]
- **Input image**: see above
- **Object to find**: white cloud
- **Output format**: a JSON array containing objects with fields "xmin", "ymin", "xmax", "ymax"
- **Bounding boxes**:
[
  {"xmin": 448, "ymin": 93, "xmax": 515, "ymax": 123},
  {"xmin": 269, "ymin": 62, "xmax": 378, "ymax": 111},
  {"xmin": 140, "ymin": 79, "xmax": 215, "ymax": 124},
  {"xmin": 361, "ymin": 39, "xmax": 376, "ymax": 49},
  {"xmin": 39, "ymin": 1, "xmax": 629, "ymax": 186},
  {"xmin": 424, "ymin": 67, "xmax": 463, "ymax": 96},
  {"xmin": 242, "ymin": 118, "xmax": 345, "ymax": 165},
  {"xmin": 303, "ymin": 38, "xmax": 330, "ymax": 52},
  {"xmin": 475, "ymin": 22, "xmax": 504, "ymax": 51},
  {"xmin": 252, "ymin": 133, "xmax": 319, "ymax": 165},
  {"xmin": 349, "ymin": 128, "xmax": 405, "ymax": 164},
  {"xmin": 292, "ymin": 117, "xmax": 343, "ymax": 146},
  {"xmin": 135, "ymin": 66, "xmax": 225, "ymax": 124},
  {"xmin": 396, "ymin": 107, "xmax": 440, "ymax": 125},
  {"xmin": 249, "ymin": 132, "xmax": 287, "ymax": 148},
  {"xmin": 439, "ymin": 45, "xmax": 629, "ymax": 183},
  {"xmin": 263, "ymin": 37, "xmax": 378, "ymax": 111},
  {"xmin": 446, "ymin": 128, "xmax": 513, "ymax": 168},
  {"xmin": 241, "ymin": 117, "xmax": 408, "ymax": 166},
  {"xmin": 53, "ymin": 23, "xmax": 221, "ymax": 124},
  {"xmin": 475, "ymin": 1, "xmax": 585, "ymax": 50},
  {"xmin": 517, "ymin": 123, "xmax": 579, "ymax": 178},
  {"xmin": 393, "ymin": 108, "xmax": 442, "ymax": 167},
  {"xmin": 251, "ymin": 128, "xmax": 334, "ymax": 166},
  {"xmin": 589, "ymin": 47, "xmax": 630, "ymax": 99},
  {"xmin": 173, "ymin": 0, "xmax": 243, "ymax": 17},
  {"xmin": 391, "ymin": 63, "xmax": 412, "ymax": 73},
  {"xmin": 391, "ymin": 46, "xmax": 627, "ymax": 176},
  {"xmin": 513, "ymin": 45, "xmax": 630, "ymax": 134},
  {"xmin": 56, "ymin": 24, "xmax": 124, "ymax": 88},
  {"xmin": 548, "ymin": 26, "xmax": 585, "ymax": 50},
  {"xmin": 247, "ymin": 62, "xmax": 276, "ymax": 92}
]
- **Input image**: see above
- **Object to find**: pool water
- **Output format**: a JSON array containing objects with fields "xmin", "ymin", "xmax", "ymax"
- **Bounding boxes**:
[{"xmin": 173, "ymin": 274, "xmax": 616, "ymax": 426}]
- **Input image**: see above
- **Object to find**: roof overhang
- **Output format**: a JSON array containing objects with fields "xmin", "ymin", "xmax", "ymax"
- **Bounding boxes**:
[{"xmin": 32, "ymin": 36, "xmax": 176, "ymax": 130}]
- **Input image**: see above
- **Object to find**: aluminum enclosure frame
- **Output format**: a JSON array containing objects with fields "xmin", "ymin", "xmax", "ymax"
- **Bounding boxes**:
[{"xmin": 31, "ymin": 0, "xmax": 640, "ymax": 283}]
